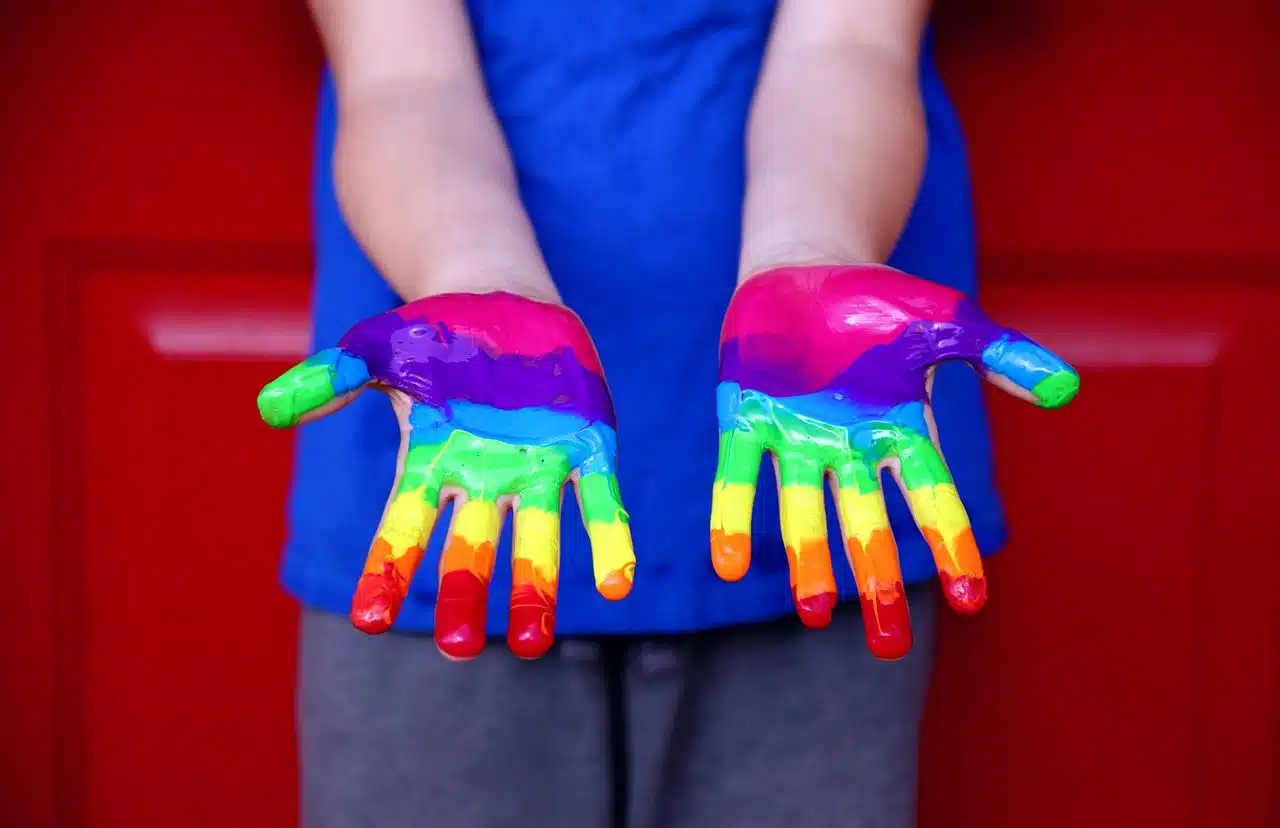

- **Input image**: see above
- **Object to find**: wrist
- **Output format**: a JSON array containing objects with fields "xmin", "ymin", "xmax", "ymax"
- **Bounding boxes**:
[
  {"xmin": 396, "ymin": 254, "xmax": 561, "ymax": 305},
  {"xmin": 737, "ymin": 235, "xmax": 881, "ymax": 285}
]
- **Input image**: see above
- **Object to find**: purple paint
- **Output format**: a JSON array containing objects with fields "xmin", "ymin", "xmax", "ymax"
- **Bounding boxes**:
[
  {"xmin": 339, "ymin": 310, "xmax": 615, "ymax": 425},
  {"xmin": 720, "ymin": 299, "xmax": 1023, "ymax": 407}
]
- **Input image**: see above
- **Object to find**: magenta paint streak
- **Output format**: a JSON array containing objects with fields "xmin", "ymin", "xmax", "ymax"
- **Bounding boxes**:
[
  {"xmin": 720, "ymin": 265, "xmax": 1022, "ymax": 404},
  {"xmin": 339, "ymin": 293, "xmax": 615, "ymax": 424},
  {"xmin": 390, "ymin": 292, "xmax": 605, "ymax": 370}
]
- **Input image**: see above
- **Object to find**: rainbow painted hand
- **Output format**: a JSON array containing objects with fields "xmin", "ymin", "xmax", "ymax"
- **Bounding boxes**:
[
  {"xmin": 257, "ymin": 292, "xmax": 634, "ymax": 660},
  {"xmin": 711, "ymin": 264, "xmax": 1078, "ymax": 659}
]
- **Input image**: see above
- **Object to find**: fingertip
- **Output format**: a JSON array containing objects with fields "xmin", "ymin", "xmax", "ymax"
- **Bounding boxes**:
[
  {"xmin": 508, "ymin": 585, "xmax": 557, "ymax": 659},
  {"xmin": 1031, "ymin": 369, "xmax": 1080, "ymax": 409},
  {"xmin": 436, "ymin": 569, "xmax": 490, "ymax": 659},
  {"xmin": 256, "ymin": 385, "xmax": 298, "ymax": 429},
  {"xmin": 941, "ymin": 573, "xmax": 988, "ymax": 614},
  {"xmin": 710, "ymin": 530, "xmax": 751, "ymax": 582},
  {"xmin": 859, "ymin": 585, "xmax": 914, "ymax": 660},
  {"xmin": 979, "ymin": 337, "xmax": 1078, "ymax": 408},
  {"xmin": 795, "ymin": 591, "xmax": 837, "ymax": 628},
  {"xmin": 435, "ymin": 628, "xmax": 487, "ymax": 661},
  {"xmin": 597, "ymin": 564, "xmax": 634, "ymax": 601},
  {"xmin": 349, "ymin": 568, "xmax": 402, "ymax": 634},
  {"xmin": 507, "ymin": 616, "xmax": 555, "ymax": 660}
]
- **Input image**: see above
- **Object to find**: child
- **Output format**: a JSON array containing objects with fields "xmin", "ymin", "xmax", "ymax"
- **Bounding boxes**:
[{"xmin": 267, "ymin": 2, "xmax": 1073, "ymax": 826}]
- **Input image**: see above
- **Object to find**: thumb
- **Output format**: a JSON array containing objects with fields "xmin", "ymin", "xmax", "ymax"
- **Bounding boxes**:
[
  {"xmin": 257, "ymin": 346, "xmax": 371, "ymax": 428},
  {"xmin": 926, "ymin": 299, "xmax": 1079, "ymax": 409}
]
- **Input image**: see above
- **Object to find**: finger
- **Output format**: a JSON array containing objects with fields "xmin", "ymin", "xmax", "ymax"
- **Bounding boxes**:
[
  {"xmin": 576, "ymin": 469, "xmax": 635, "ymax": 601},
  {"xmin": 436, "ymin": 496, "xmax": 504, "ymax": 660},
  {"xmin": 711, "ymin": 426, "xmax": 764, "ymax": 582},
  {"xmin": 775, "ymin": 449, "xmax": 838, "ymax": 628},
  {"xmin": 829, "ymin": 454, "xmax": 912, "ymax": 660},
  {"xmin": 350, "ymin": 438, "xmax": 446, "ymax": 633},
  {"xmin": 929, "ymin": 299, "xmax": 1080, "ymax": 408},
  {"xmin": 891, "ymin": 428, "xmax": 986, "ymax": 613},
  {"xmin": 257, "ymin": 347, "xmax": 371, "ymax": 428},
  {"xmin": 507, "ymin": 482, "xmax": 563, "ymax": 660}
]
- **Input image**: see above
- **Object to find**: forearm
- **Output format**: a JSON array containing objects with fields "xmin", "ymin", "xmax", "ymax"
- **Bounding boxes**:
[
  {"xmin": 740, "ymin": 44, "xmax": 926, "ymax": 280},
  {"xmin": 333, "ymin": 79, "xmax": 557, "ymax": 302},
  {"xmin": 309, "ymin": 0, "xmax": 555, "ymax": 303}
]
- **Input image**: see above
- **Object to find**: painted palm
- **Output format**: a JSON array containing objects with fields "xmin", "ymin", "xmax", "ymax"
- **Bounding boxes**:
[
  {"xmin": 712, "ymin": 265, "xmax": 1078, "ymax": 660},
  {"xmin": 257, "ymin": 292, "xmax": 634, "ymax": 661}
]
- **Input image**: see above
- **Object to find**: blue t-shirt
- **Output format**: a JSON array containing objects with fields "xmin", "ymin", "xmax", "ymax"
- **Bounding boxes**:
[{"xmin": 282, "ymin": 0, "xmax": 1007, "ymax": 635}]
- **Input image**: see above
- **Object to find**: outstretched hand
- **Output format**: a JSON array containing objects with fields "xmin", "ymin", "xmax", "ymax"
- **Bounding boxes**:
[
  {"xmin": 712, "ymin": 265, "xmax": 1078, "ymax": 660},
  {"xmin": 258, "ymin": 292, "xmax": 635, "ymax": 660}
]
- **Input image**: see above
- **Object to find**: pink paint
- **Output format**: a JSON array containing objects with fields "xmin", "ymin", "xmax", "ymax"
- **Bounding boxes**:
[
  {"xmin": 391, "ymin": 292, "xmax": 604, "ymax": 377},
  {"xmin": 721, "ymin": 265, "xmax": 967, "ymax": 393}
]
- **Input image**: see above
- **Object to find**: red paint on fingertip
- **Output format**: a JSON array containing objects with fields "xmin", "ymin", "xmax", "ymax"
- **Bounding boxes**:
[
  {"xmin": 508, "ymin": 585, "xmax": 556, "ymax": 659},
  {"xmin": 349, "ymin": 564, "xmax": 405, "ymax": 634},
  {"xmin": 795, "ymin": 590, "xmax": 838, "ymax": 628},
  {"xmin": 435, "ymin": 570, "xmax": 490, "ymax": 660},
  {"xmin": 941, "ymin": 573, "xmax": 988, "ymax": 613},
  {"xmin": 858, "ymin": 585, "xmax": 914, "ymax": 660}
]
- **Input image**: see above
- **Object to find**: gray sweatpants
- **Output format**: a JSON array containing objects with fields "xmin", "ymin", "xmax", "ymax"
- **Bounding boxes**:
[{"xmin": 298, "ymin": 589, "xmax": 936, "ymax": 828}]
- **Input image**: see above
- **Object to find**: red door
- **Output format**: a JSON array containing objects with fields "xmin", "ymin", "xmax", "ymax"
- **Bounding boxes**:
[
  {"xmin": 1, "ymin": 2, "xmax": 1275, "ymax": 828},
  {"xmin": 922, "ymin": 3, "xmax": 1280, "ymax": 828},
  {"xmin": 1, "ymin": 3, "xmax": 319, "ymax": 826}
]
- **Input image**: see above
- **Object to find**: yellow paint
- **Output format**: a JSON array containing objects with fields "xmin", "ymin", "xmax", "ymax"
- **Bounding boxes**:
[
  {"xmin": 778, "ymin": 484, "xmax": 837, "ymax": 600},
  {"xmin": 586, "ymin": 519, "xmax": 635, "ymax": 587},
  {"xmin": 451, "ymin": 499, "xmax": 503, "ymax": 545},
  {"xmin": 834, "ymin": 488, "xmax": 889, "ymax": 543},
  {"xmin": 376, "ymin": 489, "xmax": 437, "ymax": 557},
  {"xmin": 834, "ymin": 486, "xmax": 904, "ymax": 600},
  {"xmin": 710, "ymin": 481, "xmax": 755, "ymax": 536},
  {"xmin": 904, "ymin": 483, "xmax": 969, "ymax": 544},
  {"xmin": 514, "ymin": 507, "xmax": 560, "ymax": 584},
  {"xmin": 778, "ymin": 485, "xmax": 826, "ymax": 547}
]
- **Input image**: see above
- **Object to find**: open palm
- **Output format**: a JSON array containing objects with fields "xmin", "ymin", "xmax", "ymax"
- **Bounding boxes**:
[
  {"xmin": 258, "ymin": 292, "xmax": 634, "ymax": 661},
  {"xmin": 712, "ymin": 265, "xmax": 1078, "ymax": 660}
]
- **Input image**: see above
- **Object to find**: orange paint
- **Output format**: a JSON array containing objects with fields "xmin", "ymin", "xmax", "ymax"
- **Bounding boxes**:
[
  {"xmin": 845, "ymin": 528, "xmax": 913, "ymax": 659},
  {"xmin": 784, "ymin": 538, "xmax": 838, "ymax": 628},
  {"xmin": 711, "ymin": 529, "xmax": 751, "ymax": 581},
  {"xmin": 435, "ymin": 538, "xmax": 498, "ymax": 660},
  {"xmin": 597, "ymin": 562, "xmax": 635, "ymax": 600}
]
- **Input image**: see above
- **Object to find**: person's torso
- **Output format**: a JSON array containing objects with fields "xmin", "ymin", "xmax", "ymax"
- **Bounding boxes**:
[{"xmin": 283, "ymin": 0, "xmax": 1007, "ymax": 635}]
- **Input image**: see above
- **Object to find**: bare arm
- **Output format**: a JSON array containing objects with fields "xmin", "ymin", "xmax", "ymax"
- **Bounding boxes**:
[
  {"xmin": 310, "ymin": 0, "xmax": 557, "ymax": 302},
  {"xmin": 739, "ymin": 0, "xmax": 932, "ymax": 279}
]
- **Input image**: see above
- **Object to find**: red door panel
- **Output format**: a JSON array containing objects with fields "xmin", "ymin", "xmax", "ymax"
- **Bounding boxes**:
[
  {"xmin": 919, "ymin": 256, "xmax": 1280, "ymax": 828},
  {"xmin": 48, "ymin": 250, "xmax": 309, "ymax": 828}
]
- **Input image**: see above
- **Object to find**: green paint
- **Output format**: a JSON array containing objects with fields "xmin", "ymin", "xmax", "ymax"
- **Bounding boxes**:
[
  {"xmin": 396, "ymin": 429, "xmax": 625, "ymax": 526},
  {"xmin": 715, "ymin": 430, "xmax": 765, "ymax": 487},
  {"xmin": 891, "ymin": 431, "xmax": 953, "ymax": 490},
  {"xmin": 516, "ymin": 480, "xmax": 563, "ymax": 514},
  {"xmin": 829, "ymin": 453, "xmax": 880, "ymax": 494},
  {"xmin": 714, "ymin": 389, "xmax": 954, "ymax": 495},
  {"xmin": 577, "ymin": 472, "xmax": 630, "ymax": 526},
  {"xmin": 257, "ymin": 360, "xmax": 335, "ymax": 428},
  {"xmin": 257, "ymin": 348, "xmax": 368, "ymax": 428},
  {"xmin": 402, "ymin": 430, "xmax": 571, "ymax": 500},
  {"xmin": 1032, "ymin": 369, "xmax": 1080, "ymax": 409}
]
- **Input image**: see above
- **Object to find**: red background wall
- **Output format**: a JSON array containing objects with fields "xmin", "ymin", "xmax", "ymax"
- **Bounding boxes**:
[{"xmin": 1, "ymin": 1, "xmax": 1275, "ymax": 826}]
